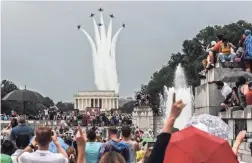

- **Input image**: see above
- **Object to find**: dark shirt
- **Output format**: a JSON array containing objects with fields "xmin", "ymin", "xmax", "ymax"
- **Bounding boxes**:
[
  {"xmin": 147, "ymin": 133, "xmax": 171, "ymax": 163},
  {"xmin": 9, "ymin": 124, "xmax": 34, "ymax": 141},
  {"xmin": 238, "ymin": 86, "xmax": 247, "ymax": 108}
]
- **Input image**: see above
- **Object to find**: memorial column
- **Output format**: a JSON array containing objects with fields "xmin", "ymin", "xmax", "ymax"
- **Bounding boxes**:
[
  {"xmin": 75, "ymin": 99, "xmax": 78, "ymax": 109},
  {"xmin": 87, "ymin": 98, "xmax": 90, "ymax": 108},
  {"xmin": 105, "ymin": 98, "xmax": 108, "ymax": 110},
  {"xmin": 111, "ymin": 98, "xmax": 115, "ymax": 109},
  {"xmin": 81, "ymin": 99, "xmax": 84, "ymax": 110},
  {"xmin": 107, "ymin": 98, "xmax": 110, "ymax": 111},
  {"xmin": 84, "ymin": 98, "xmax": 87, "ymax": 110},
  {"xmin": 116, "ymin": 98, "xmax": 119, "ymax": 109},
  {"xmin": 97, "ymin": 98, "xmax": 100, "ymax": 108}
]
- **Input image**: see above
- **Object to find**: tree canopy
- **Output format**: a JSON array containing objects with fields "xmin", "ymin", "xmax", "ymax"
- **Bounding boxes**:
[
  {"xmin": 139, "ymin": 20, "xmax": 252, "ymax": 109},
  {"xmin": 56, "ymin": 101, "xmax": 74, "ymax": 111},
  {"xmin": 1, "ymin": 80, "xmax": 19, "ymax": 98}
]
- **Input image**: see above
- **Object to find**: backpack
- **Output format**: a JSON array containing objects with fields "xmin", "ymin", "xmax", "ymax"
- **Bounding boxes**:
[
  {"xmin": 244, "ymin": 35, "xmax": 252, "ymax": 60},
  {"xmin": 108, "ymin": 141, "xmax": 129, "ymax": 163}
]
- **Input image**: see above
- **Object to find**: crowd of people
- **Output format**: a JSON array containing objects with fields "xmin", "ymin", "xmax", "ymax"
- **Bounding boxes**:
[
  {"xmin": 1, "ymin": 108, "xmax": 133, "ymax": 128},
  {"xmin": 199, "ymin": 29, "xmax": 252, "ymax": 78},
  {"xmin": 197, "ymin": 29, "xmax": 252, "ymax": 112},
  {"xmin": 1, "ymin": 99, "xmax": 251, "ymax": 163},
  {"xmin": 0, "ymin": 114, "xmax": 154, "ymax": 163}
]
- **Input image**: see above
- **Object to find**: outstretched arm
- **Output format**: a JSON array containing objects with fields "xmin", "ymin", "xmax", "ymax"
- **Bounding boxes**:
[
  {"xmin": 229, "ymin": 43, "xmax": 236, "ymax": 49},
  {"xmin": 208, "ymin": 80, "xmax": 219, "ymax": 84},
  {"xmin": 232, "ymin": 130, "xmax": 246, "ymax": 155},
  {"xmin": 147, "ymin": 99, "xmax": 185, "ymax": 163}
]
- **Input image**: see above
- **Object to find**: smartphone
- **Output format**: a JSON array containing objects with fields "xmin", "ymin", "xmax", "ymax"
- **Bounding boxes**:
[{"xmin": 172, "ymin": 93, "xmax": 176, "ymax": 104}]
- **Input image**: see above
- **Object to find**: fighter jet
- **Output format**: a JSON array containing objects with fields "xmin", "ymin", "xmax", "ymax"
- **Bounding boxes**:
[
  {"xmin": 122, "ymin": 24, "xmax": 126, "ymax": 28},
  {"xmin": 98, "ymin": 23, "xmax": 103, "ymax": 26},
  {"xmin": 77, "ymin": 25, "xmax": 81, "ymax": 29},
  {"xmin": 109, "ymin": 14, "xmax": 114, "ymax": 18},
  {"xmin": 90, "ymin": 13, "xmax": 95, "ymax": 17},
  {"xmin": 98, "ymin": 8, "xmax": 103, "ymax": 12}
]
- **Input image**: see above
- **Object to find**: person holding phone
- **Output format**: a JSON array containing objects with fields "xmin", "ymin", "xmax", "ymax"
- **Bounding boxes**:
[{"xmin": 17, "ymin": 127, "xmax": 68, "ymax": 163}]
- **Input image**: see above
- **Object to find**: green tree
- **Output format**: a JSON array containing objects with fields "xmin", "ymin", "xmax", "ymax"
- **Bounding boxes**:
[
  {"xmin": 43, "ymin": 97, "xmax": 54, "ymax": 108},
  {"xmin": 119, "ymin": 100, "xmax": 135, "ymax": 113},
  {"xmin": 56, "ymin": 101, "xmax": 74, "ymax": 111},
  {"xmin": 139, "ymin": 20, "xmax": 252, "ymax": 109},
  {"xmin": 1, "ymin": 80, "xmax": 19, "ymax": 98}
]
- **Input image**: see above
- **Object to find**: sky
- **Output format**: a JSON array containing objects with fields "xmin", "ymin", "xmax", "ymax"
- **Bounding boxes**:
[{"xmin": 1, "ymin": 1, "xmax": 252, "ymax": 102}]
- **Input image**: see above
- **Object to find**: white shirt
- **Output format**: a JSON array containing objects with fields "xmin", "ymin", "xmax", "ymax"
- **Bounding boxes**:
[
  {"xmin": 12, "ymin": 149, "xmax": 24, "ymax": 163},
  {"xmin": 44, "ymin": 109, "xmax": 48, "ymax": 115},
  {"xmin": 18, "ymin": 150, "xmax": 68, "ymax": 163},
  {"xmin": 221, "ymin": 83, "xmax": 232, "ymax": 98}
]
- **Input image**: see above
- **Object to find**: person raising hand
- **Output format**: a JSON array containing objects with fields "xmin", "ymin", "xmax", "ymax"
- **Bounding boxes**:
[
  {"xmin": 147, "ymin": 96, "xmax": 185, "ymax": 163},
  {"xmin": 76, "ymin": 126, "xmax": 86, "ymax": 163}
]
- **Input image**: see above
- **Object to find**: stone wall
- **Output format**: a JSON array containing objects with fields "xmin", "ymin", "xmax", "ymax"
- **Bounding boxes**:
[
  {"xmin": 132, "ymin": 106, "xmax": 154, "ymax": 132},
  {"xmin": 195, "ymin": 68, "xmax": 242, "ymax": 116},
  {"xmin": 0, "ymin": 120, "xmax": 62, "ymax": 130},
  {"xmin": 195, "ymin": 67, "xmax": 252, "ymax": 162},
  {"xmin": 219, "ymin": 105, "xmax": 252, "ymax": 163}
]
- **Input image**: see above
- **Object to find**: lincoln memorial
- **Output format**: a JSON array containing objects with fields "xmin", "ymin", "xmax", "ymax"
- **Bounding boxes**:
[{"xmin": 73, "ymin": 90, "xmax": 119, "ymax": 111}]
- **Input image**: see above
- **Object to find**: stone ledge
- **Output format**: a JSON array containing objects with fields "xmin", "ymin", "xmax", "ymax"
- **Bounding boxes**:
[
  {"xmin": 218, "ymin": 105, "xmax": 252, "ymax": 119},
  {"xmin": 206, "ymin": 67, "xmax": 243, "ymax": 83},
  {"xmin": 233, "ymin": 110, "xmax": 245, "ymax": 119},
  {"xmin": 218, "ymin": 109, "xmax": 232, "ymax": 119}
]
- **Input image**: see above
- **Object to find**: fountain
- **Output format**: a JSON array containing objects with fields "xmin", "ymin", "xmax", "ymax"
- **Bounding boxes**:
[{"xmin": 161, "ymin": 64, "xmax": 193, "ymax": 129}]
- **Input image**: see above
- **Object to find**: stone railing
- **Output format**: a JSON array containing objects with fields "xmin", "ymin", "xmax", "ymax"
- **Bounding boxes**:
[
  {"xmin": 0, "ymin": 120, "xmax": 62, "ymax": 130},
  {"xmin": 218, "ymin": 105, "xmax": 252, "ymax": 163}
]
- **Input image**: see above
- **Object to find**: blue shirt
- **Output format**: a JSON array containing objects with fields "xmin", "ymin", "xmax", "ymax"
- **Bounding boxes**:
[
  {"xmin": 85, "ymin": 142, "xmax": 102, "ymax": 163},
  {"xmin": 10, "ymin": 124, "xmax": 34, "ymax": 141}
]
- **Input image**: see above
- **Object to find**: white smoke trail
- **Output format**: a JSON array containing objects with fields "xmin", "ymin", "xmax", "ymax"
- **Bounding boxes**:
[
  {"xmin": 92, "ymin": 18, "xmax": 101, "ymax": 47},
  {"xmin": 80, "ymin": 28, "xmax": 103, "ymax": 90},
  {"xmin": 111, "ymin": 27, "xmax": 123, "ymax": 60},
  {"xmin": 110, "ymin": 27, "xmax": 123, "ymax": 94},
  {"xmin": 107, "ymin": 18, "xmax": 113, "ymax": 51},
  {"xmin": 99, "ymin": 12, "xmax": 107, "ymax": 50}
]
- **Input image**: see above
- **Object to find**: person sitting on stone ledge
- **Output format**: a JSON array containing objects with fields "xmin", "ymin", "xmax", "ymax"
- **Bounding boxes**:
[
  {"xmin": 234, "ymin": 37, "xmax": 246, "ymax": 65},
  {"xmin": 206, "ymin": 34, "xmax": 224, "ymax": 69},
  {"xmin": 243, "ymin": 29, "xmax": 252, "ymax": 72},
  {"xmin": 218, "ymin": 36, "xmax": 236, "ymax": 68},
  {"xmin": 246, "ymin": 81, "xmax": 252, "ymax": 105},
  {"xmin": 229, "ymin": 86, "xmax": 240, "ymax": 107},
  {"xmin": 199, "ymin": 41, "xmax": 217, "ymax": 78},
  {"xmin": 236, "ymin": 77, "xmax": 248, "ymax": 109},
  {"xmin": 208, "ymin": 81, "xmax": 232, "ymax": 111}
]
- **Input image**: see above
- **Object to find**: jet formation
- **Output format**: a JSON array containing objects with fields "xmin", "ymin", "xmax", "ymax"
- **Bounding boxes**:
[{"xmin": 77, "ymin": 8, "xmax": 127, "ymax": 30}]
